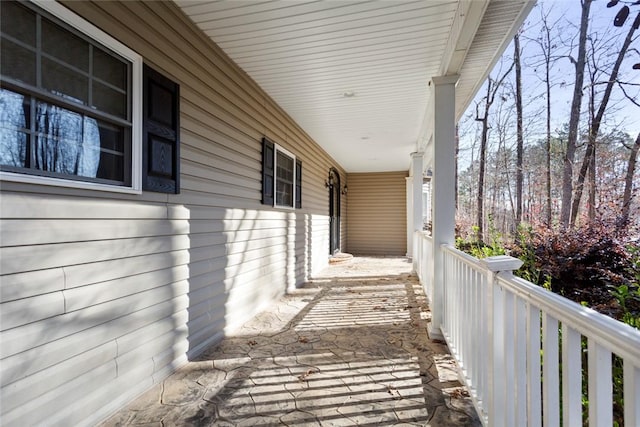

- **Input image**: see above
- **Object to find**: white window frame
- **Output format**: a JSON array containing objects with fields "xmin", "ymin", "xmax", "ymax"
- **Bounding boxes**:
[
  {"xmin": 274, "ymin": 144, "xmax": 296, "ymax": 209},
  {"xmin": 0, "ymin": 0, "xmax": 143, "ymax": 194}
]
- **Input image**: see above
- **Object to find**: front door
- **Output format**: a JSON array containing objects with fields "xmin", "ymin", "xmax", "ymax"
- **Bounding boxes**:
[{"xmin": 329, "ymin": 168, "xmax": 341, "ymax": 255}]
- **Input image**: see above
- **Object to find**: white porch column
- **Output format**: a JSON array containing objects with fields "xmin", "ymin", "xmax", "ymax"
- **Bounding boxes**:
[
  {"xmin": 430, "ymin": 75, "xmax": 458, "ymax": 334},
  {"xmin": 410, "ymin": 152, "xmax": 423, "ymax": 270},
  {"xmin": 406, "ymin": 177, "xmax": 413, "ymax": 257}
]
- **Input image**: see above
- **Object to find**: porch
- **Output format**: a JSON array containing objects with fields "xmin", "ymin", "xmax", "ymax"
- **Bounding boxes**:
[{"xmin": 102, "ymin": 257, "xmax": 480, "ymax": 426}]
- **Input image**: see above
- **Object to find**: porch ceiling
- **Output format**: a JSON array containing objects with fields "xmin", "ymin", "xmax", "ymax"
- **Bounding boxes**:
[{"xmin": 175, "ymin": 0, "xmax": 533, "ymax": 173}]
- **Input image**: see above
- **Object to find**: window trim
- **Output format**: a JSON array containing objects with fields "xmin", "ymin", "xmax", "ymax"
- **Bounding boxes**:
[
  {"xmin": 273, "ymin": 144, "xmax": 296, "ymax": 209},
  {"xmin": 0, "ymin": 0, "xmax": 143, "ymax": 194}
]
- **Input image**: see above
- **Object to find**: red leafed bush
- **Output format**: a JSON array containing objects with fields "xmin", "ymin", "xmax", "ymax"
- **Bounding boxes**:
[{"xmin": 509, "ymin": 220, "xmax": 639, "ymax": 319}]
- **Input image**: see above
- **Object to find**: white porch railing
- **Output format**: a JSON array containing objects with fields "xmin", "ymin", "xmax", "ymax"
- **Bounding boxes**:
[
  {"xmin": 414, "ymin": 231, "xmax": 433, "ymax": 304},
  {"xmin": 413, "ymin": 235, "xmax": 640, "ymax": 427}
]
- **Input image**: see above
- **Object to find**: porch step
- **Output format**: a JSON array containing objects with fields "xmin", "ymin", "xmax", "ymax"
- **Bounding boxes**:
[{"xmin": 329, "ymin": 252, "xmax": 353, "ymax": 264}]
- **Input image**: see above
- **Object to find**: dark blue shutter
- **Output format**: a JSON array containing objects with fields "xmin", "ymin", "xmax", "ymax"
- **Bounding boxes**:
[
  {"xmin": 143, "ymin": 65, "xmax": 180, "ymax": 193},
  {"xmin": 295, "ymin": 159, "xmax": 302, "ymax": 209},
  {"xmin": 262, "ymin": 138, "xmax": 274, "ymax": 205}
]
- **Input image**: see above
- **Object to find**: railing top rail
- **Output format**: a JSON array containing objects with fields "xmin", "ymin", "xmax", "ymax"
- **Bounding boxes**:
[
  {"xmin": 442, "ymin": 244, "xmax": 485, "ymax": 273},
  {"xmin": 498, "ymin": 273, "xmax": 640, "ymax": 363},
  {"xmin": 441, "ymin": 244, "xmax": 640, "ymax": 363},
  {"xmin": 416, "ymin": 230, "xmax": 432, "ymax": 240}
]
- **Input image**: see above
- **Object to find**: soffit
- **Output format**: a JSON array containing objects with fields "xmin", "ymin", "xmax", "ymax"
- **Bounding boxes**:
[{"xmin": 175, "ymin": 0, "xmax": 532, "ymax": 173}]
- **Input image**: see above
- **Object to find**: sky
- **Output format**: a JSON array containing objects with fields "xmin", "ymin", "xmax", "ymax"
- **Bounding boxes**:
[{"xmin": 457, "ymin": 0, "xmax": 640, "ymax": 168}]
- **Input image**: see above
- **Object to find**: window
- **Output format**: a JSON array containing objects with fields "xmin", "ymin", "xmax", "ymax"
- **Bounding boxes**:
[
  {"xmin": 0, "ymin": 0, "xmax": 143, "ymax": 193},
  {"xmin": 262, "ymin": 137, "xmax": 301, "ymax": 209}
]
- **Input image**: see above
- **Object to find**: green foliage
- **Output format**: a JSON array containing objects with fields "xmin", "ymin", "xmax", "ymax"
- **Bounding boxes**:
[{"xmin": 455, "ymin": 225, "xmax": 506, "ymax": 259}]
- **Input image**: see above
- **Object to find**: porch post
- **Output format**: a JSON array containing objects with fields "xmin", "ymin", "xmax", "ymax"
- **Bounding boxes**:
[
  {"xmin": 406, "ymin": 177, "xmax": 413, "ymax": 257},
  {"xmin": 410, "ymin": 152, "xmax": 423, "ymax": 270},
  {"xmin": 430, "ymin": 75, "xmax": 458, "ymax": 335}
]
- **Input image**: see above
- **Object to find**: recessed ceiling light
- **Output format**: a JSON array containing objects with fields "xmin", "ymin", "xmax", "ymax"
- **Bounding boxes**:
[{"xmin": 342, "ymin": 91, "xmax": 355, "ymax": 98}]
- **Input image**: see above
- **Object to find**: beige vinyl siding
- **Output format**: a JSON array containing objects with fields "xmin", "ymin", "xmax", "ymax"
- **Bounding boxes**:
[
  {"xmin": 0, "ymin": 1, "xmax": 346, "ymax": 426},
  {"xmin": 346, "ymin": 172, "xmax": 408, "ymax": 256}
]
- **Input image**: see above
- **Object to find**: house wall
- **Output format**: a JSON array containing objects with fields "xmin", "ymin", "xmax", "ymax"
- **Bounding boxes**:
[
  {"xmin": 346, "ymin": 172, "xmax": 408, "ymax": 256},
  {"xmin": 0, "ymin": 1, "xmax": 347, "ymax": 426}
]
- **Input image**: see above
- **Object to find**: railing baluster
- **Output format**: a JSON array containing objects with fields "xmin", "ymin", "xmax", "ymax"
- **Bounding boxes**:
[
  {"xmin": 479, "ymin": 269, "xmax": 487, "ymax": 415},
  {"xmin": 492, "ymin": 285, "xmax": 505, "ymax": 427},
  {"xmin": 504, "ymin": 290, "xmax": 515, "ymax": 426},
  {"xmin": 462, "ymin": 258, "xmax": 468, "ymax": 374},
  {"xmin": 561, "ymin": 324, "xmax": 582, "ymax": 427},
  {"xmin": 515, "ymin": 297, "xmax": 527, "ymax": 425},
  {"xmin": 543, "ymin": 313, "xmax": 560, "ymax": 427},
  {"xmin": 470, "ymin": 263, "xmax": 478, "ymax": 397},
  {"xmin": 452, "ymin": 258, "xmax": 463, "ymax": 362},
  {"xmin": 624, "ymin": 361, "xmax": 639, "ymax": 426},
  {"xmin": 527, "ymin": 304, "xmax": 542, "ymax": 427},
  {"xmin": 588, "ymin": 339, "xmax": 612, "ymax": 426}
]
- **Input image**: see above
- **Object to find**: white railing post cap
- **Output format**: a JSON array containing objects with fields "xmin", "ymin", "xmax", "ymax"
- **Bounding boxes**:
[{"xmin": 480, "ymin": 255, "xmax": 523, "ymax": 272}]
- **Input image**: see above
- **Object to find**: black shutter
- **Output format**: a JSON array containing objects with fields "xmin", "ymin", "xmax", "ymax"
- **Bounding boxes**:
[
  {"xmin": 295, "ymin": 159, "xmax": 302, "ymax": 209},
  {"xmin": 262, "ymin": 137, "xmax": 274, "ymax": 205},
  {"xmin": 143, "ymin": 64, "xmax": 180, "ymax": 193}
]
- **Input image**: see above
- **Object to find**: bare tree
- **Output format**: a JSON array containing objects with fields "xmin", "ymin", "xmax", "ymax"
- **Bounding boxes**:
[
  {"xmin": 455, "ymin": 124, "xmax": 460, "ymax": 211},
  {"xmin": 570, "ymin": 10, "xmax": 639, "ymax": 226},
  {"xmin": 514, "ymin": 33, "xmax": 524, "ymax": 228},
  {"xmin": 475, "ymin": 61, "xmax": 515, "ymax": 242},
  {"xmin": 560, "ymin": 0, "xmax": 593, "ymax": 227},
  {"xmin": 619, "ymin": 132, "xmax": 640, "ymax": 229},
  {"xmin": 524, "ymin": 4, "xmax": 564, "ymax": 227}
]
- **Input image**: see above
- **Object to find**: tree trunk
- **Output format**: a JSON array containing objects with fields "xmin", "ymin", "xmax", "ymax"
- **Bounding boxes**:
[
  {"xmin": 514, "ymin": 33, "xmax": 524, "ymax": 229},
  {"xmin": 560, "ymin": 0, "xmax": 592, "ymax": 227},
  {"xmin": 475, "ymin": 62, "xmax": 514, "ymax": 242},
  {"xmin": 619, "ymin": 132, "xmax": 640, "ymax": 230},
  {"xmin": 455, "ymin": 124, "xmax": 459, "ymax": 211},
  {"xmin": 569, "ymin": 10, "xmax": 638, "ymax": 226},
  {"xmin": 476, "ymin": 84, "xmax": 491, "ymax": 242},
  {"xmin": 545, "ymin": 55, "xmax": 553, "ymax": 227},
  {"xmin": 588, "ymin": 144, "xmax": 596, "ymax": 221}
]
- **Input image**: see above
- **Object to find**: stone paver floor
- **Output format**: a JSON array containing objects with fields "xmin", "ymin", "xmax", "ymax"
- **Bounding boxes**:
[{"xmin": 102, "ymin": 257, "xmax": 480, "ymax": 426}]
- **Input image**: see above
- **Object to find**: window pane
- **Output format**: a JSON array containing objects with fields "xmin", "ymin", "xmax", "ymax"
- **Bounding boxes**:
[
  {"xmin": 98, "ymin": 122, "xmax": 124, "ymax": 152},
  {"xmin": 42, "ymin": 17, "xmax": 89, "ymax": 72},
  {"xmin": 276, "ymin": 151, "xmax": 293, "ymax": 181},
  {"xmin": 0, "ymin": 90, "xmax": 30, "ymax": 168},
  {"xmin": 96, "ymin": 151, "xmax": 124, "ymax": 182},
  {"xmin": 93, "ymin": 81, "xmax": 126, "ymax": 118},
  {"xmin": 1, "ymin": 38, "xmax": 36, "ymax": 85},
  {"xmin": 42, "ymin": 58, "xmax": 88, "ymax": 104},
  {"xmin": 35, "ymin": 101, "xmax": 84, "ymax": 174},
  {"xmin": 276, "ymin": 150, "xmax": 294, "ymax": 207},
  {"xmin": 0, "ymin": 2, "xmax": 36, "ymax": 47},
  {"xmin": 93, "ymin": 47, "xmax": 127, "ymax": 90},
  {"xmin": 276, "ymin": 181, "xmax": 292, "ymax": 206}
]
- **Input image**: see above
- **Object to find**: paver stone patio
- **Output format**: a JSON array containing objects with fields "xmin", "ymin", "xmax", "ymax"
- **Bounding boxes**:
[{"xmin": 102, "ymin": 257, "xmax": 480, "ymax": 426}]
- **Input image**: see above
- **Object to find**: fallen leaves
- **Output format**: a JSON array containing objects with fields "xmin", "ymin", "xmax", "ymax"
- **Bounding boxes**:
[
  {"xmin": 385, "ymin": 384, "xmax": 402, "ymax": 399},
  {"xmin": 297, "ymin": 368, "xmax": 319, "ymax": 381},
  {"xmin": 298, "ymin": 336, "xmax": 309, "ymax": 343},
  {"xmin": 449, "ymin": 388, "xmax": 470, "ymax": 399}
]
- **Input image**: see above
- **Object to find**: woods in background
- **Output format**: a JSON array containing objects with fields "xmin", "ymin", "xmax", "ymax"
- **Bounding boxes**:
[{"xmin": 457, "ymin": 0, "xmax": 640, "ymax": 240}]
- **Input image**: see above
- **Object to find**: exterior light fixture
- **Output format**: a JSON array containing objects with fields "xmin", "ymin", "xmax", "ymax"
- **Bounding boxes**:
[{"xmin": 341, "ymin": 185, "xmax": 348, "ymax": 195}]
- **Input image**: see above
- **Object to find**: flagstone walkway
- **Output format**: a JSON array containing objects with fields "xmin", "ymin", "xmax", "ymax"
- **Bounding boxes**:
[{"xmin": 102, "ymin": 257, "xmax": 480, "ymax": 426}]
